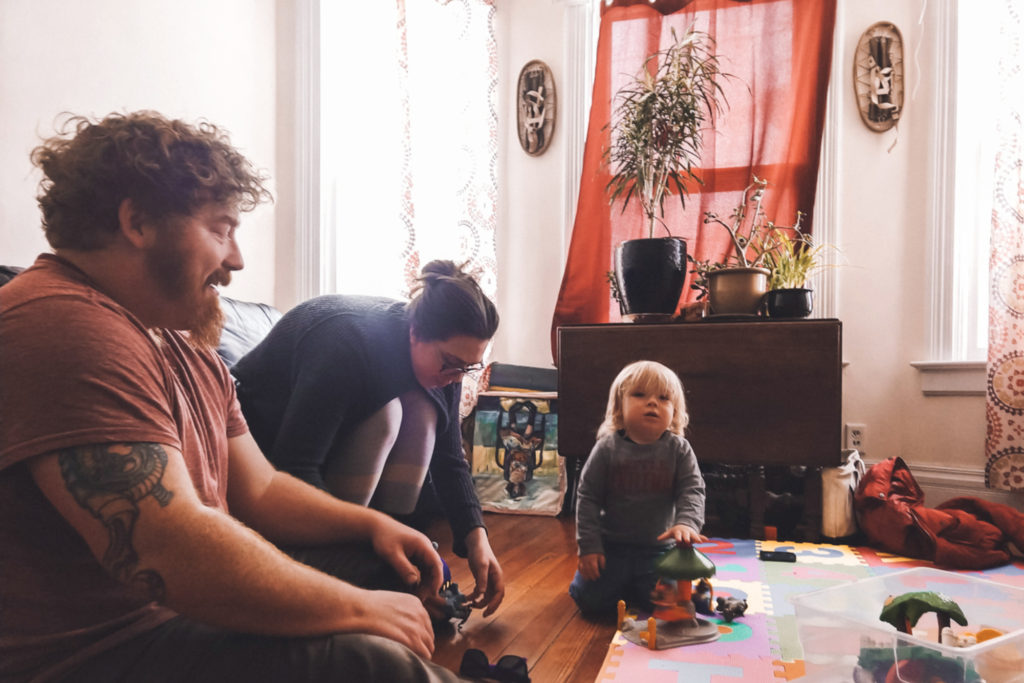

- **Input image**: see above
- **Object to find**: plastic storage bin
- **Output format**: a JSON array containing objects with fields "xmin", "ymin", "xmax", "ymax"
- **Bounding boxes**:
[{"xmin": 791, "ymin": 567, "xmax": 1024, "ymax": 682}]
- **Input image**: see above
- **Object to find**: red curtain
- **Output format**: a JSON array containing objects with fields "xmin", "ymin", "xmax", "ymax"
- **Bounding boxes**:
[{"xmin": 551, "ymin": 0, "xmax": 836, "ymax": 360}]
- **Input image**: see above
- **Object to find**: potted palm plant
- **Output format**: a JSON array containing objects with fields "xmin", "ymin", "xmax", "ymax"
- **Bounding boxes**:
[
  {"xmin": 606, "ymin": 26, "xmax": 730, "ymax": 320},
  {"xmin": 688, "ymin": 176, "xmax": 803, "ymax": 316}
]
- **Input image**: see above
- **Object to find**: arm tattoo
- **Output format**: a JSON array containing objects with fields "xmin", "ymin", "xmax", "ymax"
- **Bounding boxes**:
[{"xmin": 58, "ymin": 443, "xmax": 175, "ymax": 601}]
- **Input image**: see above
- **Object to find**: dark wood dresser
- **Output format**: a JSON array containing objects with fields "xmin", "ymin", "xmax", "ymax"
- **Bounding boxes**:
[{"xmin": 557, "ymin": 319, "xmax": 843, "ymax": 540}]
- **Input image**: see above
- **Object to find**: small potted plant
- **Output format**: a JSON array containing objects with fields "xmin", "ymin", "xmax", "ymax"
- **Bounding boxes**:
[
  {"xmin": 687, "ymin": 176, "xmax": 801, "ymax": 316},
  {"xmin": 605, "ymin": 25, "xmax": 730, "ymax": 320},
  {"xmin": 762, "ymin": 229, "xmax": 830, "ymax": 318}
]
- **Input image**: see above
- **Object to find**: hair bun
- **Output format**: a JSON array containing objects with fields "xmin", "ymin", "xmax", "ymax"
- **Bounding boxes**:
[
  {"xmin": 420, "ymin": 259, "xmax": 460, "ymax": 280},
  {"xmin": 407, "ymin": 259, "xmax": 498, "ymax": 342}
]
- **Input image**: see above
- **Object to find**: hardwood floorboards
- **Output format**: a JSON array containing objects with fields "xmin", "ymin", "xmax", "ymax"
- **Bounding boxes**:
[{"xmin": 429, "ymin": 513, "xmax": 616, "ymax": 683}]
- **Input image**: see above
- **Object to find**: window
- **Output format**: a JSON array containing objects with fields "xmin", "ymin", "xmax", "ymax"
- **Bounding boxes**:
[
  {"xmin": 915, "ymin": 0, "xmax": 998, "ymax": 394},
  {"xmin": 951, "ymin": 2, "xmax": 997, "ymax": 362},
  {"xmin": 296, "ymin": 1, "xmax": 498, "ymax": 302}
]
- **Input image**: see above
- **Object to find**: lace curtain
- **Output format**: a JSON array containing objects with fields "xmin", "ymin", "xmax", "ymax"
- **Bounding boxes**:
[
  {"xmin": 322, "ymin": 0, "xmax": 498, "ymax": 301},
  {"xmin": 985, "ymin": 1, "xmax": 1024, "ymax": 490}
]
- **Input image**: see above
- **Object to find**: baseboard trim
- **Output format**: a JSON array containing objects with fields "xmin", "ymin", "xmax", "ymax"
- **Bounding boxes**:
[{"xmin": 870, "ymin": 461, "xmax": 1024, "ymax": 511}]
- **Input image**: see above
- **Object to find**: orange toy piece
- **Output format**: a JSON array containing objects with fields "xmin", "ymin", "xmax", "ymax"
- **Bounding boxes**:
[
  {"xmin": 975, "ymin": 627, "xmax": 1004, "ymax": 643},
  {"xmin": 639, "ymin": 617, "xmax": 657, "ymax": 650}
]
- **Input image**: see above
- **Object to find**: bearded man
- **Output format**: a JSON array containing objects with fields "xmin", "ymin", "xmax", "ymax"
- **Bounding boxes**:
[{"xmin": 0, "ymin": 111, "xmax": 469, "ymax": 683}]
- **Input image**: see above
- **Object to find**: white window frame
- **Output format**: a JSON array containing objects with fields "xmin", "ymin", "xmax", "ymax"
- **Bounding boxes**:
[
  {"xmin": 912, "ymin": 0, "xmax": 990, "ymax": 396},
  {"xmin": 558, "ymin": 0, "xmax": 600, "ymax": 259},
  {"xmin": 293, "ymin": 0, "xmax": 327, "ymax": 303},
  {"xmin": 811, "ymin": 7, "xmax": 842, "ymax": 321}
]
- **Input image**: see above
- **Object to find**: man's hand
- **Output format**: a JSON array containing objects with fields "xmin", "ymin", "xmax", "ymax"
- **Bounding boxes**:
[
  {"xmin": 657, "ymin": 524, "xmax": 707, "ymax": 546},
  {"xmin": 369, "ymin": 516, "xmax": 444, "ymax": 597},
  {"xmin": 355, "ymin": 589, "xmax": 435, "ymax": 659},
  {"xmin": 578, "ymin": 553, "xmax": 605, "ymax": 581},
  {"xmin": 464, "ymin": 527, "xmax": 504, "ymax": 616},
  {"xmin": 420, "ymin": 592, "xmax": 449, "ymax": 622}
]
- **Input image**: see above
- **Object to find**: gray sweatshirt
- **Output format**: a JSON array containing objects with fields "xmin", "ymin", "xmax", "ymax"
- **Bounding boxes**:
[{"xmin": 575, "ymin": 431, "xmax": 705, "ymax": 556}]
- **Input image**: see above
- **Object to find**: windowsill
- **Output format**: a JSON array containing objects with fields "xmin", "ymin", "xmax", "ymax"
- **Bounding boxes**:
[{"xmin": 909, "ymin": 360, "xmax": 986, "ymax": 396}]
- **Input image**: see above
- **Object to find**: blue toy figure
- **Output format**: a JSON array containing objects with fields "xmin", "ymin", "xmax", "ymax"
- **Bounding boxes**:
[{"xmin": 434, "ymin": 544, "xmax": 471, "ymax": 629}]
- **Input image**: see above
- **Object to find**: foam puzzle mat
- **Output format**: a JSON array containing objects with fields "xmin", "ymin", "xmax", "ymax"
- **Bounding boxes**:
[{"xmin": 595, "ymin": 540, "xmax": 1024, "ymax": 682}]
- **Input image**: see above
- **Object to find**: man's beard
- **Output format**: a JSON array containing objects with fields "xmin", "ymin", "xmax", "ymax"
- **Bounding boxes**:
[
  {"xmin": 186, "ymin": 291, "xmax": 226, "ymax": 351},
  {"xmin": 146, "ymin": 239, "xmax": 227, "ymax": 351}
]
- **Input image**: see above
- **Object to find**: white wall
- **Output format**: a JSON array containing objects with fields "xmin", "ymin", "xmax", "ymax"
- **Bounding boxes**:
[
  {"xmin": 831, "ymin": 1, "xmax": 991, "ymax": 499},
  {"xmin": 0, "ymin": 0, "xmax": 277, "ymax": 305},
  {"xmin": 490, "ymin": 1, "xmax": 568, "ymax": 369}
]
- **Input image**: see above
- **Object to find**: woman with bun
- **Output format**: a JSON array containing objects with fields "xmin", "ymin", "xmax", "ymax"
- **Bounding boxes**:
[{"xmin": 232, "ymin": 260, "xmax": 504, "ymax": 615}]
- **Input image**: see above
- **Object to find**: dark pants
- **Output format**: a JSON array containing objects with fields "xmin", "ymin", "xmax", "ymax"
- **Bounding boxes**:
[
  {"xmin": 57, "ymin": 543, "xmax": 467, "ymax": 683},
  {"xmin": 568, "ymin": 541, "xmax": 668, "ymax": 618}
]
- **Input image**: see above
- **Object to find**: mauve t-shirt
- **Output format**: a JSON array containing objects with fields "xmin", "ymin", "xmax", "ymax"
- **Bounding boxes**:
[{"xmin": 0, "ymin": 254, "xmax": 247, "ymax": 682}]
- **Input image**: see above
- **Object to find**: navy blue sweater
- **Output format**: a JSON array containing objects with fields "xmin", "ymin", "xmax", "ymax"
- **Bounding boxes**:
[{"xmin": 232, "ymin": 295, "xmax": 484, "ymax": 554}]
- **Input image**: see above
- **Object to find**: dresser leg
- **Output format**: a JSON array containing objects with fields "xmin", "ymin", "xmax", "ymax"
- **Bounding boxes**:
[
  {"xmin": 560, "ymin": 455, "xmax": 580, "ymax": 517},
  {"xmin": 748, "ymin": 466, "xmax": 766, "ymax": 539},
  {"xmin": 799, "ymin": 466, "xmax": 823, "ymax": 542}
]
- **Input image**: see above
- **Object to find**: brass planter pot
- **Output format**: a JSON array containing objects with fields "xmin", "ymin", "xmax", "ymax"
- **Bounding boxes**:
[{"xmin": 706, "ymin": 267, "xmax": 769, "ymax": 316}]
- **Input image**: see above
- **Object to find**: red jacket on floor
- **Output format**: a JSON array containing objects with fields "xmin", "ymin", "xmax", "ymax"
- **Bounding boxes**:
[{"xmin": 854, "ymin": 456, "xmax": 1024, "ymax": 569}]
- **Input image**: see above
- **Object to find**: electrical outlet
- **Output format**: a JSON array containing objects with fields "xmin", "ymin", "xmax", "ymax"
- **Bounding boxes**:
[{"xmin": 845, "ymin": 423, "xmax": 867, "ymax": 453}]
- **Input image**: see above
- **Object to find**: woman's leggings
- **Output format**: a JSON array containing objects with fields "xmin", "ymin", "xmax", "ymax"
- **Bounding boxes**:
[{"xmin": 323, "ymin": 389, "xmax": 437, "ymax": 515}]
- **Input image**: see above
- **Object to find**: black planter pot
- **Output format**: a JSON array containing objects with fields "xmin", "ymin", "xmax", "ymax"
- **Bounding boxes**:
[
  {"xmin": 614, "ymin": 237, "xmax": 687, "ymax": 319},
  {"xmin": 766, "ymin": 288, "xmax": 814, "ymax": 318}
]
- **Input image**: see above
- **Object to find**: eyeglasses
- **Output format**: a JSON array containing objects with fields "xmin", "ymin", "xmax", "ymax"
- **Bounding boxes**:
[
  {"xmin": 440, "ymin": 360, "xmax": 486, "ymax": 377},
  {"xmin": 439, "ymin": 349, "xmax": 486, "ymax": 377},
  {"xmin": 458, "ymin": 648, "xmax": 530, "ymax": 683}
]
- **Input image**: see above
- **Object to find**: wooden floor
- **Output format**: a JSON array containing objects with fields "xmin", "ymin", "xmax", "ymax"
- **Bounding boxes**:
[{"xmin": 428, "ymin": 513, "xmax": 616, "ymax": 682}]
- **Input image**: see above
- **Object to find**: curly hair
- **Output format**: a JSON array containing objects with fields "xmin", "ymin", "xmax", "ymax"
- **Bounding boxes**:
[
  {"xmin": 31, "ymin": 111, "xmax": 273, "ymax": 250},
  {"xmin": 597, "ymin": 360, "xmax": 689, "ymax": 439},
  {"xmin": 406, "ymin": 260, "xmax": 499, "ymax": 342}
]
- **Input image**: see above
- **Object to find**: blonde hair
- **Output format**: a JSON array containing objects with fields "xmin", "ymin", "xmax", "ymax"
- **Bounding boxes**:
[{"xmin": 597, "ymin": 360, "xmax": 689, "ymax": 439}]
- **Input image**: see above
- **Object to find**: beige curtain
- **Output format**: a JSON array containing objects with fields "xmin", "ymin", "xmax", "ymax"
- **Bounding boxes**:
[
  {"xmin": 395, "ymin": 0, "xmax": 498, "ymax": 301},
  {"xmin": 323, "ymin": 0, "xmax": 497, "ymax": 303},
  {"xmin": 985, "ymin": 1, "xmax": 1024, "ymax": 490}
]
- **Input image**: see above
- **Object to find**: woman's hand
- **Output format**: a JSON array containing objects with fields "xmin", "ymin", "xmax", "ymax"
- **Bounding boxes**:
[
  {"xmin": 657, "ymin": 524, "xmax": 708, "ymax": 546},
  {"xmin": 578, "ymin": 553, "xmax": 605, "ymax": 581},
  {"xmin": 464, "ymin": 527, "xmax": 505, "ymax": 616},
  {"xmin": 370, "ymin": 517, "xmax": 444, "ymax": 598}
]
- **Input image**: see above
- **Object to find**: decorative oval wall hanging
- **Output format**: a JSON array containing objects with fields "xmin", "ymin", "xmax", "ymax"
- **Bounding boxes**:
[
  {"xmin": 853, "ymin": 22, "xmax": 905, "ymax": 132},
  {"xmin": 517, "ymin": 60, "xmax": 556, "ymax": 156}
]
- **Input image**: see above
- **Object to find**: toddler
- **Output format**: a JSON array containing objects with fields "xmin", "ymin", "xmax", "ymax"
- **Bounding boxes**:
[{"xmin": 568, "ymin": 360, "xmax": 707, "ymax": 617}]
